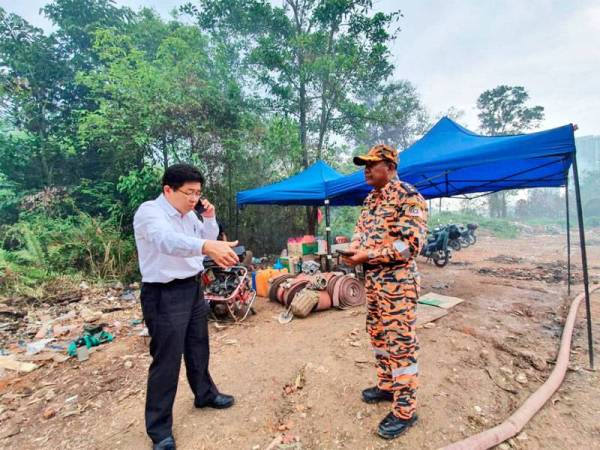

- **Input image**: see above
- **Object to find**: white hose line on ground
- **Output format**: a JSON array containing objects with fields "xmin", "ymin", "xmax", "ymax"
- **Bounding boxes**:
[{"xmin": 441, "ymin": 286, "xmax": 599, "ymax": 450}]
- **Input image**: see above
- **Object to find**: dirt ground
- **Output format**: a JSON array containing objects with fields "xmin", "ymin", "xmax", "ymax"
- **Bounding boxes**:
[{"xmin": 1, "ymin": 232, "xmax": 600, "ymax": 450}]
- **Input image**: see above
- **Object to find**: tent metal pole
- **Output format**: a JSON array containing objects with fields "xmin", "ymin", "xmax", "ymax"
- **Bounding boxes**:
[
  {"xmin": 572, "ymin": 155, "xmax": 594, "ymax": 369},
  {"xmin": 565, "ymin": 174, "xmax": 571, "ymax": 296},
  {"xmin": 235, "ymin": 207, "xmax": 240, "ymax": 241},
  {"xmin": 325, "ymin": 199, "xmax": 332, "ymax": 271}
]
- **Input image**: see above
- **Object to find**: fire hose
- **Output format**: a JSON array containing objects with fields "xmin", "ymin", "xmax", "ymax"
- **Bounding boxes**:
[
  {"xmin": 268, "ymin": 273, "xmax": 366, "ymax": 312},
  {"xmin": 441, "ymin": 286, "xmax": 599, "ymax": 450}
]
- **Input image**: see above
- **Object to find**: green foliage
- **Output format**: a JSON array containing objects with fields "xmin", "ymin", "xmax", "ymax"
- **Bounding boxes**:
[
  {"xmin": 1, "ymin": 213, "xmax": 137, "ymax": 286},
  {"xmin": 429, "ymin": 211, "xmax": 519, "ymax": 239},
  {"xmin": 117, "ymin": 166, "xmax": 163, "ymax": 221},
  {"xmin": 8, "ymin": 3, "xmax": 592, "ymax": 298},
  {"xmin": 329, "ymin": 206, "xmax": 361, "ymax": 238},
  {"xmin": 476, "ymin": 85, "xmax": 545, "ymax": 218},
  {"xmin": 351, "ymin": 80, "xmax": 430, "ymax": 150},
  {"xmin": 191, "ymin": 0, "xmax": 401, "ymax": 161},
  {"xmin": 477, "ymin": 85, "xmax": 545, "ymax": 135}
]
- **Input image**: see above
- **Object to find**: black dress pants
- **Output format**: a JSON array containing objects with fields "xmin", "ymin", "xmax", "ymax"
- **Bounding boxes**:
[{"xmin": 141, "ymin": 276, "xmax": 218, "ymax": 443}]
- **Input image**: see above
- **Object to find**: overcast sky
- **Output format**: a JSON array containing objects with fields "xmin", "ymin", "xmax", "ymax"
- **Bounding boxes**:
[{"xmin": 3, "ymin": 0, "xmax": 599, "ymax": 135}]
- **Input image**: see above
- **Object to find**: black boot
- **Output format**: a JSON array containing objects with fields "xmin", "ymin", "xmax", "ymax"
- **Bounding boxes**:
[
  {"xmin": 153, "ymin": 436, "xmax": 176, "ymax": 450},
  {"xmin": 377, "ymin": 412, "xmax": 418, "ymax": 439},
  {"xmin": 194, "ymin": 393, "xmax": 234, "ymax": 409},
  {"xmin": 361, "ymin": 386, "xmax": 394, "ymax": 404}
]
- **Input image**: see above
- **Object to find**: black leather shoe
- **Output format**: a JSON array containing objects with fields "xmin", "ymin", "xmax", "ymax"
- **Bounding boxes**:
[
  {"xmin": 361, "ymin": 386, "xmax": 394, "ymax": 404},
  {"xmin": 153, "ymin": 436, "xmax": 176, "ymax": 450},
  {"xmin": 377, "ymin": 412, "xmax": 418, "ymax": 439},
  {"xmin": 195, "ymin": 393, "xmax": 235, "ymax": 409}
]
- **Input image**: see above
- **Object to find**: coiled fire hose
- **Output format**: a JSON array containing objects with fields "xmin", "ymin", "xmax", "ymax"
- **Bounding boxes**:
[
  {"xmin": 268, "ymin": 273, "xmax": 366, "ymax": 311},
  {"xmin": 441, "ymin": 286, "xmax": 599, "ymax": 450}
]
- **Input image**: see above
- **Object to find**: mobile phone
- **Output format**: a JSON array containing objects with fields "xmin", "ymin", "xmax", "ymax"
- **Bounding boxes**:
[
  {"xmin": 336, "ymin": 249, "xmax": 356, "ymax": 257},
  {"xmin": 196, "ymin": 199, "xmax": 206, "ymax": 214}
]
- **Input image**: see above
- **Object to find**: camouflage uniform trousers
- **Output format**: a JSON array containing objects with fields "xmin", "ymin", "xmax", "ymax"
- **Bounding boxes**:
[{"xmin": 365, "ymin": 267, "xmax": 420, "ymax": 420}]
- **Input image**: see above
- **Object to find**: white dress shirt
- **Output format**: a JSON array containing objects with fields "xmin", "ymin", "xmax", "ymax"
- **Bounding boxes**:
[{"xmin": 133, "ymin": 194, "xmax": 219, "ymax": 283}]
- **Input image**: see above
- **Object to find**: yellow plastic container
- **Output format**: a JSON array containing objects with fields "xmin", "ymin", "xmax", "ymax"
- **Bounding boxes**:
[{"xmin": 256, "ymin": 268, "xmax": 288, "ymax": 298}]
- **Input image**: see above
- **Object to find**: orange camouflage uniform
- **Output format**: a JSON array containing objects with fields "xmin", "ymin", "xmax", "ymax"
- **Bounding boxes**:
[{"xmin": 354, "ymin": 177, "xmax": 428, "ymax": 419}]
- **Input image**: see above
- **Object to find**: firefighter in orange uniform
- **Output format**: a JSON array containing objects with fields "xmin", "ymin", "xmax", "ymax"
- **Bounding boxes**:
[{"xmin": 342, "ymin": 144, "xmax": 428, "ymax": 440}]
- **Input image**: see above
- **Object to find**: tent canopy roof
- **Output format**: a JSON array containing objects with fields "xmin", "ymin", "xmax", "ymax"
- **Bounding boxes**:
[
  {"xmin": 325, "ymin": 117, "xmax": 576, "ymax": 205},
  {"xmin": 236, "ymin": 160, "xmax": 342, "ymax": 206}
]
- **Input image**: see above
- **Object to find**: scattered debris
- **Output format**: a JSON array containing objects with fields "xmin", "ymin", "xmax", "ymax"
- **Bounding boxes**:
[
  {"xmin": 42, "ymin": 407, "xmax": 56, "ymax": 420},
  {"xmin": 515, "ymin": 373, "xmax": 528, "ymax": 385},
  {"xmin": 0, "ymin": 356, "xmax": 39, "ymax": 373}
]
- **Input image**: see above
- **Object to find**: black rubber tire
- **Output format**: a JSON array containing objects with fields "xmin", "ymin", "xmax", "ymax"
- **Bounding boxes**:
[
  {"xmin": 433, "ymin": 252, "xmax": 449, "ymax": 267},
  {"xmin": 449, "ymin": 240, "xmax": 461, "ymax": 251},
  {"xmin": 468, "ymin": 234, "xmax": 477, "ymax": 245}
]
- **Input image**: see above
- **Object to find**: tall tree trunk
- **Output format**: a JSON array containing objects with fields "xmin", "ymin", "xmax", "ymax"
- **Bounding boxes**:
[
  {"xmin": 227, "ymin": 157, "xmax": 233, "ymax": 229},
  {"xmin": 162, "ymin": 135, "xmax": 169, "ymax": 170},
  {"xmin": 299, "ymin": 70, "xmax": 314, "ymax": 234}
]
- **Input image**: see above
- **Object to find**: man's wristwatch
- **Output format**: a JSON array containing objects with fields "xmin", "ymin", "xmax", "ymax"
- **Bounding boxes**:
[{"xmin": 367, "ymin": 250, "xmax": 376, "ymax": 261}]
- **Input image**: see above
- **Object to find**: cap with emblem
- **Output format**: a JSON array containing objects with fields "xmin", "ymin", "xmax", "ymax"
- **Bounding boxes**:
[{"xmin": 353, "ymin": 143, "xmax": 398, "ymax": 166}]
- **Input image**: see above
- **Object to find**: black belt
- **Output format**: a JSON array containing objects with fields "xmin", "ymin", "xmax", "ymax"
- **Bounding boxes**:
[
  {"xmin": 363, "ymin": 262, "xmax": 410, "ymax": 272},
  {"xmin": 144, "ymin": 273, "xmax": 202, "ymax": 288}
]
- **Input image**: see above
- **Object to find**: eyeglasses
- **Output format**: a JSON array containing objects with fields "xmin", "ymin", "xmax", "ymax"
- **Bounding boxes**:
[{"xmin": 177, "ymin": 189, "xmax": 203, "ymax": 199}]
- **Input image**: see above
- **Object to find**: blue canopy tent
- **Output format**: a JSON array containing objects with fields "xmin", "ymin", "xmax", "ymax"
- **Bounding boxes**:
[
  {"xmin": 236, "ymin": 160, "xmax": 342, "ymax": 269},
  {"xmin": 325, "ymin": 117, "xmax": 575, "ymax": 203},
  {"xmin": 237, "ymin": 160, "xmax": 342, "ymax": 206},
  {"xmin": 324, "ymin": 117, "xmax": 594, "ymax": 367}
]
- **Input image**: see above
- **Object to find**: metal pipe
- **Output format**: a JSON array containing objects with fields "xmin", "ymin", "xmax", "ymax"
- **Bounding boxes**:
[
  {"xmin": 325, "ymin": 199, "xmax": 332, "ymax": 271},
  {"xmin": 565, "ymin": 174, "xmax": 571, "ymax": 295},
  {"xmin": 572, "ymin": 155, "xmax": 594, "ymax": 369}
]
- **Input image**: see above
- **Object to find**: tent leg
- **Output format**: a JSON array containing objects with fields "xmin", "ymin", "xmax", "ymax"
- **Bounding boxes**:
[
  {"xmin": 325, "ymin": 200, "xmax": 332, "ymax": 272},
  {"xmin": 572, "ymin": 155, "xmax": 594, "ymax": 369},
  {"xmin": 565, "ymin": 175, "xmax": 571, "ymax": 296},
  {"xmin": 235, "ymin": 208, "xmax": 240, "ymax": 241}
]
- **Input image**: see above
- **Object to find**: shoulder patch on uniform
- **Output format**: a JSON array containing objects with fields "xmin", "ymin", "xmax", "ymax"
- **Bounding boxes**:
[{"xmin": 400, "ymin": 181, "xmax": 418, "ymax": 194}]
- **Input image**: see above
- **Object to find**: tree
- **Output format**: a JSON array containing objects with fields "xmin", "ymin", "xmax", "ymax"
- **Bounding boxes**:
[
  {"xmin": 0, "ymin": 1, "xmax": 133, "ymax": 188},
  {"xmin": 350, "ymin": 80, "xmax": 429, "ymax": 151},
  {"xmin": 476, "ymin": 85, "xmax": 545, "ymax": 218},
  {"xmin": 0, "ymin": 8, "xmax": 69, "ymax": 186},
  {"xmin": 186, "ymin": 0, "xmax": 401, "ymax": 233}
]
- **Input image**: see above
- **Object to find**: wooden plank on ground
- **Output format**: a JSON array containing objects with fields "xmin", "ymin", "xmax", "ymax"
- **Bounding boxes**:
[
  {"xmin": 418, "ymin": 292, "xmax": 464, "ymax": 309},
  {"xmin": 416, "ymin": 304, "xmax": 448, "ymax": 328},
  {"xmin": 0, "ymin": 355, "xmax": 39, "ymax": 372}
]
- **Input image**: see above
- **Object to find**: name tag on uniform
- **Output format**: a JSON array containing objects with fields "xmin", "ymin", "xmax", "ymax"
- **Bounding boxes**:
[{"xmin": 407, "ymin": 206, "xmax": 422, "ymax": 217}]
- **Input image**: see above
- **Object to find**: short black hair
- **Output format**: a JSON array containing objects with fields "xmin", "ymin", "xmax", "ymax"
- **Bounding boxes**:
[{"xmin": 162, "ymin": 164, "xmax": 204, "ymax": 190}]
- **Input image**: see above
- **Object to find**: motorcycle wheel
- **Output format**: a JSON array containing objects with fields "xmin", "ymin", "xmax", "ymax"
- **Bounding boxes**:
[
  {"xmin": 468, "ymin": 234, "xmax": 477, "ymax": 245},
  {"xmin": 459, "ymin": 237, "xmax": 470, "ymax": 248},
  {"xmin": 433, "ymin": 250, "xmax": 449, "ymax": 267},
  {"xmin": 449, "ymin": 240, "xmax": 461, "ymax": 251}
]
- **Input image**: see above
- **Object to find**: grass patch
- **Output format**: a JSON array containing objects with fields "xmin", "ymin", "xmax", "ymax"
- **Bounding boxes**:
[{"xmin": 429, "ymin": 211, "xmax": 519, "ymax": 239}]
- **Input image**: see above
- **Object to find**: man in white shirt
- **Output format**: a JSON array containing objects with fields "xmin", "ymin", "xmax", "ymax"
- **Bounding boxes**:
[{"xmin": 134, "ymin": 164, "xmax": 238, "ymax": 450}]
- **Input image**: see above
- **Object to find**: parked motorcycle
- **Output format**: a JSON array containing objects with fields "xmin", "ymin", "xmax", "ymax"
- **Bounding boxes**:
[
  {"xmin": 466, "ymin": 223, "xmax": 478, "ymax": 245},
  {"xmin": 420, "ymin": 228, "xmax": 451, "ymax": 267},
  {"xmin": 445, "ymin": 224, "xmax": 464, "ymax": 251}
]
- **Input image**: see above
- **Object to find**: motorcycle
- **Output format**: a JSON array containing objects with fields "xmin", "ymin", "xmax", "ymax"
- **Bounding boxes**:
[
  {"xmin": 466, "ymin": 223, "xmax": 478, "ymax": 245},
  {"xmin": 445, "ymin": 224, "xmax": 464, "ymax": 251},
  {"xmin": 420, "ymin": 228, "xmax": 452, "ymax": 267}
]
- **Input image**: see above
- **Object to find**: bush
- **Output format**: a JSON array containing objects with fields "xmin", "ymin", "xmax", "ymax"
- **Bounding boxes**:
[{"xmin": 0, "ymin": 213, "xmax": 138, "ymax": 294}]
